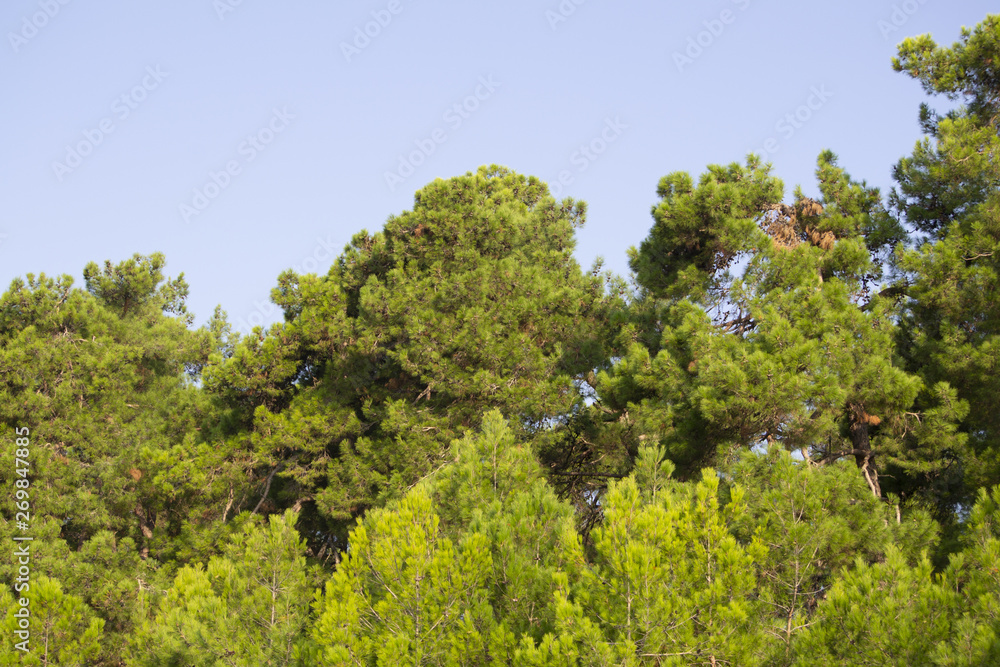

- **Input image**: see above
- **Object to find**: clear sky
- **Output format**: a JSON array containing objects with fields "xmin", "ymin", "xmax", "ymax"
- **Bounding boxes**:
[{"xmin": 1, "ymin": 0, "xmax": 994, "ymax": 333}]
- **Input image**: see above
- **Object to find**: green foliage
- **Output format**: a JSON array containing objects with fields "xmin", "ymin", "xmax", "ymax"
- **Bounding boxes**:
[
  {"xmin": 129, "ymin": 510, "xmax": 313, "ymax": 666},
  {"xmin": 792, "ymin": 485, "xmax": 1000, "ymax": 666},
  {"xmin": 311, "ymin": 411, "xmax": 585, "ymax": 665},
  {"xmin": 933, "ymin": 485, "xmax": 1000, "ymax": 665},
  {"xmin": 603, "ymin": 152, "xmax": 942, "ymax": 501},
  {"xmin": 313, "ymin": 490, "xmax": 495, "ymax": 666},
  {"xmin": 83, "ymin": 252, "xmax": 191, "ymax": 322},
  {"xmin": 0, "ymin": 576, "xmax": 104, "ymax": 666},
  {"xmin": 891, "ymin": 15, "xmax": 1000, "ymax": 238},
  {"xmin": 792, "ymin": 548, "xmax": 955, "ymax": 666},
  {"xmin": 5, "ymin": 15, "xmax": 1000, "ymax": 663},
  {"xmin": 892, "ymin": 13, "xmax": 1000, "ymax": 512},
  {"xmin": 430, "ymin": 412, "xmax": 585, "ymax": 648},
  {"xmin": 0, "ymin": 254, "xmax": 248, "ymax": 663},
  {"xmin": 628, "ymin": 156, "xmax": 779, "ymax": 303},
  {"xmin": 507, "ymin": 446, "xmax": 772, "ymax": 666},
  {"xmin": 202, "ymin": 165, "xmax": 618, "ymax": 549},
  {"xmin": 729, "ymin": 448, "xmax": 938, "ymax": 664}
]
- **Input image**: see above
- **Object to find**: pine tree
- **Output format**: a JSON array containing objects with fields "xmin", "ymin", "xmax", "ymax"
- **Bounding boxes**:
[
  {"xmin": 0, "ymin": 576, "xmax": 104, "ymax": 666},
  {"xmin": 0, "ymin": 254, "xmax": 244, "ymax": 661},
  {"xmin": 600, "ymin": 152, "xmax": 961, "ymax": 506},
  {"xmin": 311, "ymin": 411, "xmax": 586, "ymax": 665},
  {"xmin": 129, "ymin": 510, "xmax": 314, "ymax": 666},
  {"xmin": 892, "ymin": 15, "xmax": 1000, "ymax": 510},
  {"xmin": 203, "ymin": 165, "xmax": 616, "ymax": 550},
  {"xmin": 791, "ymin": 484, "xmax": 1000, "ymax": 665},
  {"xmin": 312, "ymin": 490, "xmax": 495, "ymax": 666},
  {"xmin": 728, "ymin": 448, "xmax": 938, "ymax": 665}
]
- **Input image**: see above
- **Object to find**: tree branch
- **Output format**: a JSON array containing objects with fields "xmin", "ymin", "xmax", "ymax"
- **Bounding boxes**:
[{"xmin": 252, "ymin": 464, "xmax": 282, "ymax": 516}]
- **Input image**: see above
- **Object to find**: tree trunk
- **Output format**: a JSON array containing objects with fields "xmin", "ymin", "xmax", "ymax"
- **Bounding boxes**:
[
  {"xmin": 849, "ymin": 405, "xmax": 881, "ymax": 498},
  {"xmin": 134, "ymin": 503, "xmax": 154, "ymax": 559}
]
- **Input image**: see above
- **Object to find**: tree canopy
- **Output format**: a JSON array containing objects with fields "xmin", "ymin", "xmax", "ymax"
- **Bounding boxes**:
[{"xmin": 3, "ymin": 13, "xmax": 1000, "ymax": 666}]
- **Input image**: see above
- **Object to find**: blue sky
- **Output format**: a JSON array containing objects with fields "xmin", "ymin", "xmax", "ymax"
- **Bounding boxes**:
[{"xmin": 1, "ymin": 0, "xmax": 993, "ymax": 333}]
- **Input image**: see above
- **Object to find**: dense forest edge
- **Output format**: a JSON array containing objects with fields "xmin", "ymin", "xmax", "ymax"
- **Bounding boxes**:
[{"xmin": 2, "ymin": 14, "xmax": 1000, "ymax": 666}]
